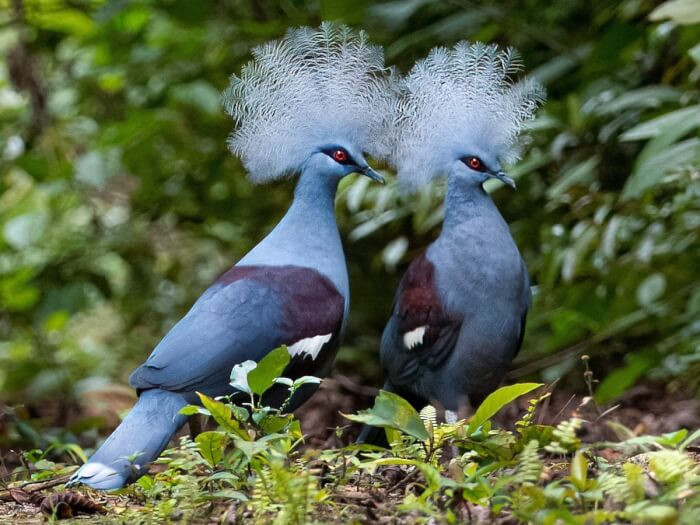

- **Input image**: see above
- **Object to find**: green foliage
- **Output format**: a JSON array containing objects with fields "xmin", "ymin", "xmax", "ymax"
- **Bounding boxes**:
[
  {"xmin": 467, "ymin": 382, "xmax": 543, "ymax": 435},
  {"xmin": 172, "ymin": 354, "xmax": 318, "ymax": 522},
  {"xmin": 246, "ymin": 347, "xmax": 290, "ymax": 396},
  {"xmin": 6, "ymin": 375, "xmax": 699, "ymax": 523},
  {"xmin": 344, "ymin": 389, "xmax": 429, "ymax": 441},
  {"xmin": 545, "ymin": 417, "xmax": 584, "ymax": 454}
]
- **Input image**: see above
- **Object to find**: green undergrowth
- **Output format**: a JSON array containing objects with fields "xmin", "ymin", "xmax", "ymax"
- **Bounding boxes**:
[{"xmin": 8, "ymin": 348, "xmax": 700, "ymax": 524}]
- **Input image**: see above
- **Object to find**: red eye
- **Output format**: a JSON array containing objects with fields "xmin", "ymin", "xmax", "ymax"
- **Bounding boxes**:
[
  {"xmin": 467, "ymin": 156, "xmax": 484, "ymax": 171},
  {"xmin": 332, "ymin": 149, "xmax": 348, "ymax": 163}
]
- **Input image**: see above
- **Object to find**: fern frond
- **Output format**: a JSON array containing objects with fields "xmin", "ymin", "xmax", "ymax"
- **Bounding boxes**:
[
  {"xmin": 545, "ymin": 417, "xmax": 583, "ymax": 454},
  {"xmin": 513, "ymin": 440, "xmax": 543, "ymax": 485},
  {"xmin": 648, "ymin": 450, "xmax": 698, "ymax": 484}
]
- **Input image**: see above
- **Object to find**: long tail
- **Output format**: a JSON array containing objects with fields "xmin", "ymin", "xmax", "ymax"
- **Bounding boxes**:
[
  {"xmin": 68, "ymin": 389, "xmax": 187, "ymax": 490},
  {"xmin": 356, "ymin": 422, "xmax": 389, "ymax": 447}
]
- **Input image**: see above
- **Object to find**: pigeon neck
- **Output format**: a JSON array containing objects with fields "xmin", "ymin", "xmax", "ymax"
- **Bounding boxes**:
[
  {"xmin": 264, "ymin": 168, "xmax": 341, "ymax": 261},
  {"xmin": 237, "ymin": 168, "xmax": 349, "ymax": 302},
  {"xmin": 428, "ymin": 174, "xmax": 519, "ymax": 315},
  {"xmin": 290, "ymin": 169, "xmax": 339, "ymax": 217},
  {"xmin": 440, "ymin": 173, "xmax": 497, "ymax": 231}
]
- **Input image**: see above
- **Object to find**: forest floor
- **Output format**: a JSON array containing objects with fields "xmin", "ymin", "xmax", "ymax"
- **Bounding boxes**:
[{"xmin": 1, "ymin": 376, "xmax": 699, "ymax": 523}]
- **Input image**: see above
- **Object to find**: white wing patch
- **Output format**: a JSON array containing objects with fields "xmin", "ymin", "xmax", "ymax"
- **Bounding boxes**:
[
  {"xmin": 403, "ymin": 326, "xmax": 426, "ymax": 350},
  {"xmin": 287, "ymin": 333, "xmax": 333, "ymax": 360}
]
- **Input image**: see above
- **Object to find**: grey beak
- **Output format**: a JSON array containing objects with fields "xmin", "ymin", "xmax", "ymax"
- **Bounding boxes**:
[
  {"xmin": 361, "ymin": 165, "xmax": 385, "ymax": 184},
  {"xmin": 492, "ymin": 171, "xmax": 516, "ymax": 189}
]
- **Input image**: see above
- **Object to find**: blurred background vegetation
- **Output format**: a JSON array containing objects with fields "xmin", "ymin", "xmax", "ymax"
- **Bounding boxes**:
[{"xmin": 0, "ymin": 0, "xmax": 698, "ymax": 454}]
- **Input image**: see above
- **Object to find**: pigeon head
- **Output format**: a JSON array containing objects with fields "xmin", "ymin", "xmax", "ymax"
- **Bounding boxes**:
[
  {"xmin": 302, "ymin": 142, "xmax": 384, "ymax": 183},
  {"xmin": 452, "ymin": 148, "xmax": 515, "ymax": 189},
  {"xmin": 223, "ymin": 23, "xmax": 395, "ymax": 184},
  {"xmin": 388, "ymin": 42, "xmax": 544, "ymax": 191}
]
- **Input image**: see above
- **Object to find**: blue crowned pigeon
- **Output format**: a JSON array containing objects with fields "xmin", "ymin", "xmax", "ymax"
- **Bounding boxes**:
[
  {"xmin": 69, "ymin": 23, "xmax": 395, "ymax": 489},
  {"xmin": 361, "ymin": 43, "xmax": 543, "ymax": 442}
]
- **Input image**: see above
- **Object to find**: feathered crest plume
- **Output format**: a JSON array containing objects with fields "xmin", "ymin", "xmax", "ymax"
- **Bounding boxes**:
[
  {"xmin": 390, "ymin": 42, "xmax": 544, "ymax": 190},
  {"xmin": 223, "ymin": 23, "xmax": 396, "ymax": 183}
]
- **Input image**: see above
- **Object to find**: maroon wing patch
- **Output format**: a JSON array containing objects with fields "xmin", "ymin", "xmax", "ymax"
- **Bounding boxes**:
[
  {"xmin": 390, "ymin": 254, "xmax": 461, "ymax": 381},
  {"xmin": 218, "ymin": 265, "xmax": 345, "ymax": 388},
  {"xmin": 397, "ymin": 254, "xmax": 444, "ymax": 332}
]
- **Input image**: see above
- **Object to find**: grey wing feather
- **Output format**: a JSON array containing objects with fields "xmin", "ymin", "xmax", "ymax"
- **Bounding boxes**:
[
  {"xmin": 512, "ymin": 259, "xmax": 531, "ymax": 359},
  {"xmin": 130, "ymin": 280, "xmax": 281, "ymax": 396}
]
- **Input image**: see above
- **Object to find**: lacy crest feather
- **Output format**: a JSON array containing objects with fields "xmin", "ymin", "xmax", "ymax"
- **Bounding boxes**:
[
  {"xmin": 390, "ymin": 42, "xmax": 545, "ymax": 190},
  {"xmin": 223, "ymin": 23, "xmax": 396, "ymax": 183}
]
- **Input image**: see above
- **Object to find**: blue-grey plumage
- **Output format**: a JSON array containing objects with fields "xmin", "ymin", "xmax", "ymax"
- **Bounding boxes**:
[
  {"xmin": 67, "ymin": 389, "xmax": 187, "ymax": 489},
  {"xmin": 68, "ymin": 157, "xmax": 371, "ymax": 490},
  {"xmin": 69, "ymin": 24, "xmax": 397, "ymax": 489},
  {"xmin": 363, "ymin": 42, "xmax": 543, "ymax": 436},
  {"xmin": 379, "ymin": 172, "xmax": 531, "ymax": 412},
  {"xmin": 69, "ymin": 155, "xmax": 377, "ymax": 490}
]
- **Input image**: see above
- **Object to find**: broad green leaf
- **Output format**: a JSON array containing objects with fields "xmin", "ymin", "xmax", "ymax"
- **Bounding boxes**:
[
  {"xmin": 28, "ymin": 8, "xmax": 97, "ymax": 36},
  {"xmin": 649, "ymin": 0, "xmax": 700, "ymax": 24},
  {"xmin": 595, "ymin": 350, "xmax": 659, "ymax": 403},
  {"xmin": 195, "ymin": 431, "xmax": 227, "ymax": 467},
  {"xmin": 656, "ymin": 429, "xmax": 688, "ymax": 447},
  {"xmin": 636, "ymin": 274, "xmax": 666, "ymax": 307},
  {"xmin": 620, "ymin": 105, "xmax": 700, "ymax": 141},
  {"xmin": 620, "ymin": 109, "xmax": 700, "ymax": 201},
  {"xmin": 344, "ymin": 390, "xmax": 429, "ymax": 441},
  {"xmin": 632, "ymin": 504, "xmax": 679, "ymax": 524},
  {"xmin": 3, "ymin": 212, "xmax": 48, "ymax": 249},
  {"xmin": 691, "ymin": 43, "xmax": 700, "ymax": 65},
  {"xmin": 252, "ymin": 406, "xmax": 271, "ymax": 426},
  {"xmin": 260, "ymin": 414, "xmax": 293, "ymax": 434},
  {"xmin": 593, "ymin": 86, "xmax": 681, "ymax": 115},
  {"xmin": 530, "ymin": 44, "xmax": 592, "ymax": 85},
  {"xmin": 233, "ymin": 435, "xmax": 278, "ymax": 462},
  {"xmin": 547, "ymin": 156, "xmax": 599, "ymax": 199},
  {"xmin": 170, "ymin": 81, "xmax": 221, "ymax": 115},
  {"xmin": 385, "ymin": 427, "xmax": 402, "ymax": 446},
  {"xmin": 232, "ymin": 406, "xmax": 250, "ymax": 422},
  {"xmin": 680, "ymin": 428, "xmax": 700, "ymax": 451},
  {"xmin": 178, "ymin": 405, "xmax": 201, "ymax": 416},
  {"xmin": 136, "ymin": 475, "xmax": 154, "ymax": 490},
  {"xmin": 74, "ymin": 149, "xmax": 121, "ymax": 188},
  {"xmin": 291, "ymin": 376, "xmax": 321, "ymax": 388},
  {"xmin": 230, "ymin": 361, "xmax": 256, "ymax": 394},
  {"xmin": 247, "ymin": 347, "xmax": 290, "ymax": 396},
  {"xmin": 0, "ymin": 268, "xmax": 40, "ymax": 311},
  {"xmin": 385, "ymin": 10, "xmax": 490, "ymax": 59},
  {"xmin": 615, "ymin": 430, "xmax": 692, "ymax": 451},
  {"xmin": 368, "ymin": 0, "xmax": 430, "ymax": 28},
  {"xmin": 622, "ymin": 138, "xmax": 700, "ymax": 200},
  {"xmin": 467, "ymin": 383, "xmax": 543, "ymax": 435},
  {"xmin": 196, "ymin": 392, "xmax": 249, "ymax": 440},
  {"xmin": 44, "ymin": 442, "xmax": 88, "ymax": 464},
  {"xmin": 206, "ymin": 490, "xmax": 249, "ymax": 502},
  {"xmin": 569, "ymin": 450, "xmax": 588, "ymax": 491}
]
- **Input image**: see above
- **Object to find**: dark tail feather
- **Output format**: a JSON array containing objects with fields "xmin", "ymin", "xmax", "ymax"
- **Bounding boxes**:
[
  {"xmin": 68, "ymin": 389, "xmax": 187, "ymax": 490},
  {"xmin": 356, "ymin": 423, "xmax": 389, "ymax": 447}
]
